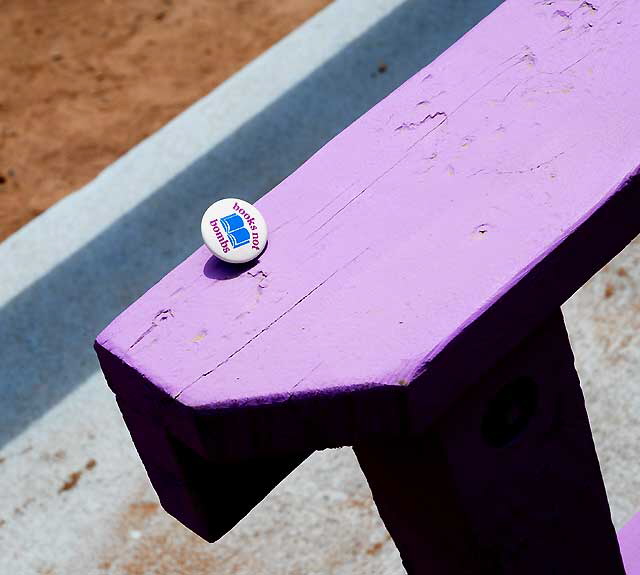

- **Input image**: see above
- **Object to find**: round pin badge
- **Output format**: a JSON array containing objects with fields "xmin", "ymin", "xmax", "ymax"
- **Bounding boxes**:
[{"xmin": 201, "ymin": 198, "xmax": 268, "ymax": 264}]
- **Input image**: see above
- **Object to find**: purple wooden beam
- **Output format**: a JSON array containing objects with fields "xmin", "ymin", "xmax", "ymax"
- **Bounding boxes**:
[
  {"xmin": 620, "ymin": 511, "xmax": 640, "ymax": 574},
  {"xmin": 95, "ymin": 0, "xmax": 640, "ymax": 571}
]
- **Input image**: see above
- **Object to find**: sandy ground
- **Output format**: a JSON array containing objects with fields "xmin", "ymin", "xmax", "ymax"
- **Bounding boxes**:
[{"xmin": 0, "ymin": 0, "xmax": 330, "ymax": 242}]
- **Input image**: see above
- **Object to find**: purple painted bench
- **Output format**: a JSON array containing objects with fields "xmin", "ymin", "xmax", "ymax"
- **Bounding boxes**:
[{"xmin": 95, "ymin": 1, "xmax": 640, "ymax": 572}]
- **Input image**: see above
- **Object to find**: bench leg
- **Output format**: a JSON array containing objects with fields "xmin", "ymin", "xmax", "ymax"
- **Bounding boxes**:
[{"xmin": 355, "ymin": 310, "xmax": 625, "ymax": 574}]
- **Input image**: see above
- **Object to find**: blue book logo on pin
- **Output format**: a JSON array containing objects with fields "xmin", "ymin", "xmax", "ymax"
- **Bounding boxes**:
[{"xmin": 220, "ymin": 213, "xmax": 251, "ymax": 249}]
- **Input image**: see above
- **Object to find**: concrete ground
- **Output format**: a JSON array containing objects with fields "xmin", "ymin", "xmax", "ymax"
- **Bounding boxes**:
[{"xmin": 1, "ymin": 1, "xmax": 638, "ymax": 574}]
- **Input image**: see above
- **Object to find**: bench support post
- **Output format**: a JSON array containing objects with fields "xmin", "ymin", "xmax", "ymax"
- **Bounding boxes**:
[{"xmin": 355, "ymin": 310, "xmax": 625, "ymax": 574}]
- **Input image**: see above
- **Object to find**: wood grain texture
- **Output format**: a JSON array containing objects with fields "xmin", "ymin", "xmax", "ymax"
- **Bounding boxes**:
[{"xmin": 96, "ymin": 0, "xmax": 640, "ymax": 460}]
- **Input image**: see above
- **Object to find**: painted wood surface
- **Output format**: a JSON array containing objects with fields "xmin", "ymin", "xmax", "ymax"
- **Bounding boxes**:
[
  {"xmin": 97, "ymin": 1, "xmax": 640, "ymax": 455},
  {"xmin": 356, "ymin": 311, "xmax": 625, "ymax": 574},
  {"xmin": 620, "ymin": 510, "xmax": 640, "ymax": 575}
]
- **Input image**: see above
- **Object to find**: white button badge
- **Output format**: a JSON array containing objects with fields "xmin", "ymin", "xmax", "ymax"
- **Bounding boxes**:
[{"xmin": 201, "ymin": 198, "xmax": 268, "ymax": 264}]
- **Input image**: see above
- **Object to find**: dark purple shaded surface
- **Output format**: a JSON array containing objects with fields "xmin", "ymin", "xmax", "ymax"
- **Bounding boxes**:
[{"xmin": 357, "ymin": 312, "xmax": 625, "ymax": 573}]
